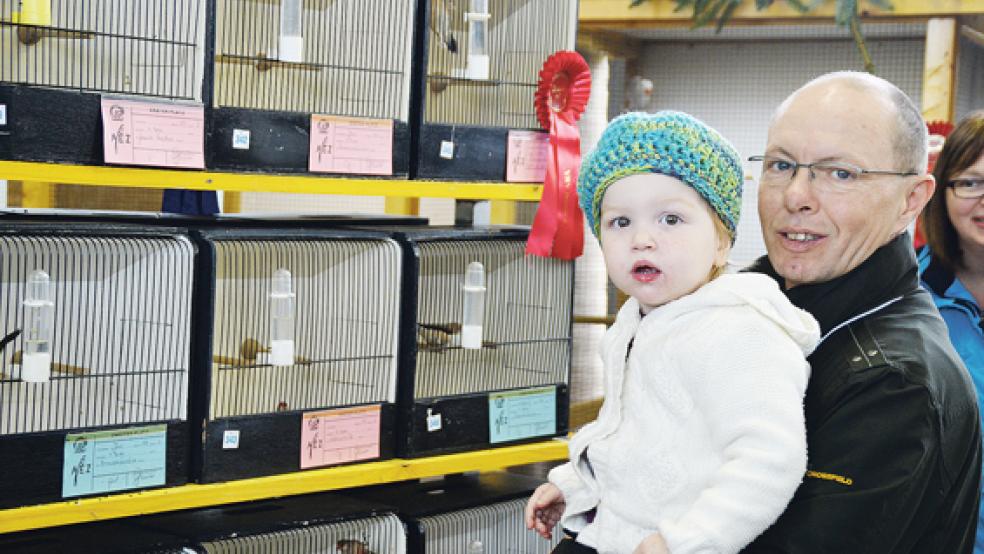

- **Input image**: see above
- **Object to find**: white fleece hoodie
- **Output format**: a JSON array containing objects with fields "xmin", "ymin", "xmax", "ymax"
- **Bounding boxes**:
[{"xmin": 549, "ymin": 272, "xmax": 820, "ymax": 554}]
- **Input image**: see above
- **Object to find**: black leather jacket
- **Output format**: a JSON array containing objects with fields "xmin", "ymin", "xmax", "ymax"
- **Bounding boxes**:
[{"xmin": 742, "ymin": 234, "xmax": 982, "ymax": 553}]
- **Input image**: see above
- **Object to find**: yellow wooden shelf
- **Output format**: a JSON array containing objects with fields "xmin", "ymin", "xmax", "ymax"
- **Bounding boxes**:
[
  {"xmin": 0, "ymin": 161, "xmax": 544, "ymax": 201},
  {"xmin": 0, "ymin": 439, "xmax": 567, "ymax": 534}
]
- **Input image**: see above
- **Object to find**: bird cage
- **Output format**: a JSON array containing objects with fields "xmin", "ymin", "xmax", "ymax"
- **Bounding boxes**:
[
  {"xmin": 209, "ymin": 0, "xmax": 418, "ymax": 176},
  {"xmin": 140, "ymin": 492, "xmax": 405, "ymax": 554},
  {"xmin": 384, "ymin": 226, "xmax": 573, "ymax": 457},
  {"xmin": 0, "ymin": 517, "xmax": 188, "ymax": 553},
  {"xmin": 415, "ymin": 0, "xmax": 578, "ymax": 180},
  {"xmin": 0, "ymin": 0, "xmax": 207, "ymax": 164},
  {"xmin": 194, "ymin": 513, "xmax": 405, "ymax": 554},
  {"xmin": 0, "ymin": 222, "xmax": 194, "ymax": 509},
  {"xmin": 350, "ymin": 471, "xmax": 561, "ymax": 554},
  {"xmin": 192, "ymin": 227, "xmax": 403, "ymax": 483},
  {"xmin": 0, "ymin": 490, "xmax": 403, "ymax": 554}
]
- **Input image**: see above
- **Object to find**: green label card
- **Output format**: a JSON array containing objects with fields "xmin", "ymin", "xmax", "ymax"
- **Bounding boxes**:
[
  {"xmin": 489, "ymin": 386, "xmax": 556, "ymax": 444},
  {"xmin": 63, "ymin": 424, "xmax": 167, "ymax": 498}
]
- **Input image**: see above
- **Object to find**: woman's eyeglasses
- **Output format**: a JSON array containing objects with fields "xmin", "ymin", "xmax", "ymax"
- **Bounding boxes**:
[{"xmin": 948, "ymin": 179, "xmax": 984, "ymax": 199}]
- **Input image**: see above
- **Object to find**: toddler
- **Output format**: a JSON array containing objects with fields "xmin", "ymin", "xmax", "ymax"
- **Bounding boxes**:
[{"xmin": 525, "ymin": 111, "xmax": 820, "ymax": 554}]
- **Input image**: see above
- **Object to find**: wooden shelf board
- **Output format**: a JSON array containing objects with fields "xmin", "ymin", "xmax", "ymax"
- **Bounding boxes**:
[
  {"xmin": 0, "ymin": 161, "xmax": 544, "ymax": 201},
  {"xmin": 0, "ymin": 439, "xmax": 567, "ymax": 534}
]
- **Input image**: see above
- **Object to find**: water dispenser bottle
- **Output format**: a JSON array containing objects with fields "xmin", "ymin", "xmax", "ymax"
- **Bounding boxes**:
[
  {"xmin": 269, "ymin": 268, "xmax": 296, "ymax": 366},
  {"xmin": 22, "ymin": 269, "xmax": 53, "ymax": 383},
  {"xmin": 461, "ymin": 261, "xmax": 486, "ymax": 349}
]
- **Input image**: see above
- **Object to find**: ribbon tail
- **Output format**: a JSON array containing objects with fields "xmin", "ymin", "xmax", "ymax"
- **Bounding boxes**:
[
  {"xmin": 526, "ymin": 114, "xmax": 563, "ymax": 257},
  {"xmin": 551, "ymin": 111, "xmax": 583, "ymax": 260}
]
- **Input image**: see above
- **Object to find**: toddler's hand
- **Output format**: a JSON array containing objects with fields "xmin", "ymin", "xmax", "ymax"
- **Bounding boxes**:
[
  {"xmin": 525, "ymin": 482, "xmax": 566, "ymax": 540},
  {"xmin": 633, "ymin": 533, "xmax": 670, "ymax": 554}
]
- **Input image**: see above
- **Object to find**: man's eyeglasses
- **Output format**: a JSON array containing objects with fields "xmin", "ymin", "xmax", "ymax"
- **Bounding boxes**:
[
  {"xmin": 948, "ymin": 179, "xmax": 984, "ymax": 199},
  {"xmin": 748, "ymin": 155, "xmax": 917, "ymax": 193}
]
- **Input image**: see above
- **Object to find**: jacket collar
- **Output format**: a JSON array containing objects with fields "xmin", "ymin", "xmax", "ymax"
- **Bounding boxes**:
[
  {"xmin": 918, "ymin": 246, "xmax": 982, "ymax": 317},
  {"xmin": 745, "ymin": 233, "xmax": 919, "ymax": 336},
  {"xmin": 919, "ymin": 246, "xmax": 957, "ymax": 299}
]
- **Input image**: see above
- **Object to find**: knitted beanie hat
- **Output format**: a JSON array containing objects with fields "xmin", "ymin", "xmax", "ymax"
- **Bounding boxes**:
[{"xmin": 577, "ymin": 111, "xmax": 743, "ymax": 243}]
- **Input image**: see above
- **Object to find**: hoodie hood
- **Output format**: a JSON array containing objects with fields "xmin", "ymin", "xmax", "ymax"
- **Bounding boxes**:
[{"xmin": 622, "ymin": 272, "xmax": 821, "ymax": 357}]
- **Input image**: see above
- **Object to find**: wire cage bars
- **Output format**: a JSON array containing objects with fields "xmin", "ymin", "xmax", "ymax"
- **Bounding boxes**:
[
  {"xmin": 0, "ymin": 0, "xmax": 207, "ymax": 164},
  {"xmin": 415, "ymin": 0, "xmax": 578, "ymax": 179},
  {"xmin": 0, "ymin": 489, "xmax": 404, "ymax": 553},
  {"xmin": 391, "ymin": 227, "xmax": 573, "ymax": 457},
  {"xmin": 414, "ymin": 497, "xmax": 560, "ymax": 554},
  {"xmin": 194, "ymin": 228, "xmax": 403, "ymax": 482},
  {"xmin": 349, "ymin": 471, "xmax": 560, "ymax": 554},
  {"xmin": 1, "ymin": 0, "xmax": 205, "ymax": 99},
  {"xmin": 0, "ymin": 223, "xmax": 194, "ymax": 508},
  {"xmin": 208, "ymin": 0, "xmax": 417, "ymax": 175},
  {"xmin": 197, "ymin": 514, "xmax": 406, "ymax": 554}
]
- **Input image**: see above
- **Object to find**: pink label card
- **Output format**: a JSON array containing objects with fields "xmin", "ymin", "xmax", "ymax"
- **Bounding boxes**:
[
  {"xmin": 101, "ymin": 98, "xmax": 205, "ymax": 169},
  {"xmin": 309, "ymin": 114, "xmax": 393, "ymax": 175},
  {"xmin": 506, "ymin": 130, "xmax": 550, "ymax": 183},
  {"xmin": 300, "ymin": 404, "xmax": 381, "ymax": 469}
]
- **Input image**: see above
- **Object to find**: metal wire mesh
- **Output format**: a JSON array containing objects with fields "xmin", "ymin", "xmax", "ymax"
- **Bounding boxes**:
[
  {"xmin": 0, "ymin": 0, "xmax": 205, "ymax": 100},
  {"xmin": 200, "ymin": 513, "xmax": 406, "ymax": 554},
  {"xmin": 208, "ymin": 238, "xmax": 402, "ymax": 419},
  {"xmin": 0, "ymin": 232, "xmax": 194, "ymax": 434},
  {"xmin": 424, "ymin": 0, "xmax": 577, "ymax": 128},
  {"xmin": 213, "ymin": 0, "xmax": 416, "ymax": 121},
  {"xmin": 414, "ymin": 239, "xmax": 572, "ymax": 399},
  {"xmin": 419, "ymin": 497, "xmax": 561, "ymax": 553}
]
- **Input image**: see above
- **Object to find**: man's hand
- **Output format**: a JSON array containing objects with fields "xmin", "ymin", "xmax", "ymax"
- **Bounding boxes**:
[
  {"xmin": 633, "ymin": 533, "xmax": 670, "ymax": 554},
  {"xmin": 525, "ymin": 482, "xmax": 566, "ymax": 540}
]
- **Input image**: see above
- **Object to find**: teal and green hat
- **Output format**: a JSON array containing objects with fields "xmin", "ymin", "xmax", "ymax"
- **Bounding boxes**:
[{"xmin": 577, "ymin": 111, "xmax": 743, "ymax": 243}]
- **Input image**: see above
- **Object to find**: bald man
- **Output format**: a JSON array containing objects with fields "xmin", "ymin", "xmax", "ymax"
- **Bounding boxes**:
[{"xmin": 742, "ymin": 71, "xmax": 981, "ymax": 553}]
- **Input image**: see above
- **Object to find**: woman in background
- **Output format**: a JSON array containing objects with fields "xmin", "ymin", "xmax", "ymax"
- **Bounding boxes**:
[{"xmin": 918, "ymin": 110, "xmax": 984, "ymax": 554}]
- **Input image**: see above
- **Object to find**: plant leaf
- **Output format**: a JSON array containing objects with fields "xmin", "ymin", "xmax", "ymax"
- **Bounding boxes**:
[
  {"xmin": 716, "ymin": 0, "xmax": 742, "ymax": 33},
  {"xmin": 756, "ymin": 0, "xmax": 775, "ymax": 9},
  {"xmin": 693, "ymin": 0, "xmax": 728, "ymax": 29},
  {"xmin": 835, "ymin": 0, "xmax": 858, "ymax": 26},
  {"xmin": 629, "ymin": 0, "xmax": 648, "ymax": 7},
  {"xmin": 866, "ymin": 0, "xmax": 894, "ymax": 9},
  {"xmin": 694, "ymin": 0, "xmax": 712, "ymax": 18},
  {"xmin": 673, "ymin": 0, "xmax": 694, "ymax": 13},
  {"xmin": 783, "ymin": 0, "xmax": 812, "ymax": 12}
]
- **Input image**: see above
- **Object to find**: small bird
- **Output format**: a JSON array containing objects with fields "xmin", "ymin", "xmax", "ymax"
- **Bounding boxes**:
[
  {"xmin": 337, "ymin": 539, "xmax": 375, "ymax": 554},
  {"xmin": 11, "ymin": 350, "xmax": 88, "ymax": 375},
  {"xmin": 417, "ymin": 322, "xmax": 497, "ymax": 352},
  {"xmin": 417, "ymin": 322, "xmax": 462, "ymax": 351}
]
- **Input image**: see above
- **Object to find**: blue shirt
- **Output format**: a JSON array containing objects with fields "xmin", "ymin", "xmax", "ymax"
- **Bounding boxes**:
[{"xmin": 918, "ymin": 246, "xmax": 984, "ymax": 554}]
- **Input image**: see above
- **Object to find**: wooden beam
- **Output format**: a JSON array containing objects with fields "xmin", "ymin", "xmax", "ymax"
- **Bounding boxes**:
[
  {"xmin": 577, "ymin": 29, "xmax": 642, "ymax": 59},
  {"xmin": 922, "ymin": 18, "xmax": 958, "ymax": 122},
  {"xmin": 223, "ymin": 191, "xmax": 243, "ymax": 213},
  {"xmin": 579, "ymin": 0, "xmax": 984, "ymax": 29},
  {"xmin": 385, "ymin": 196, "xmax": 420, "ymax": 215},
  {"xmin": 489, "ymin": 200, "xmax": 517, "ymax": 224},
  {"xmin": 20, "ymin": 181, "xmax": 55, "ymax": 208}
]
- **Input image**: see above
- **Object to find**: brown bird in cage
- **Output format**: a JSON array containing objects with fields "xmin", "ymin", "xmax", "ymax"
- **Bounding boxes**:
[
  {"xmin": 212, "ymin": 338, "xmax": 312, "ymax": 366},
  {"xmin": 11, "ymin": 350, "xmax": 88, "ymax": 376},
  {"xmin": 241, "ymin": 337, "xmax": 312, "ymax": 364},
  {"xmin": 417, "ymin": 322, "xmax": 496, "ymax": 352},
  {"xmin": 336, "ymin": 539, "xmax": 375, "ymax": 554}
]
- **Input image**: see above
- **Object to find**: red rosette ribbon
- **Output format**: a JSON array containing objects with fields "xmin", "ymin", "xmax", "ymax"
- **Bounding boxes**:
[{"xmin": 526, "ymin": 51, "xmax": 591, "ymax": 260}]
